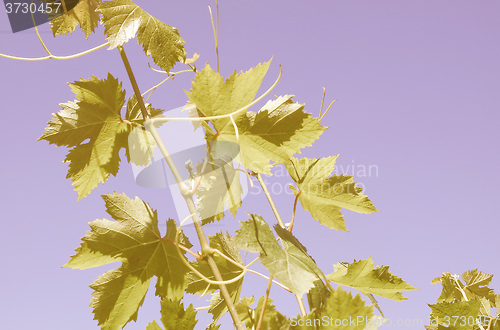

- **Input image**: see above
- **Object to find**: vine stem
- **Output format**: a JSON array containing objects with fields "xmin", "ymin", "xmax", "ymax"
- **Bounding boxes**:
[
  {"xmin": 256, "ymin": 174, "xmax": 308, "ymax": 317},
  {"xmin": 117, "ymin": 45, "xmax": 244, "ymax": 330}
]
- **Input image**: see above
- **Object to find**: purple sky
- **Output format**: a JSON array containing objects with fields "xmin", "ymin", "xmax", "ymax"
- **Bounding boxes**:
[{"xmin": 1, "ymin": 1, "xmax": 499, "ymax": 329}]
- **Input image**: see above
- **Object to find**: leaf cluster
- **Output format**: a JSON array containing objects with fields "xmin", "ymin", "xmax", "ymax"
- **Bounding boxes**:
[
  {"xmin": 33, "ymin": 1, "xmax": 420, "ymax": 329},
  {"xmin": 426, "ymin": 270, "xmax": 500, "ymax": 330}
]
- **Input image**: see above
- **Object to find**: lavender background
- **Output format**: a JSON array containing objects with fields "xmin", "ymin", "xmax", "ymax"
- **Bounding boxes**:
[{"xmin": 1, "ymin": 1, "xmax": 499, "ymax": 329}]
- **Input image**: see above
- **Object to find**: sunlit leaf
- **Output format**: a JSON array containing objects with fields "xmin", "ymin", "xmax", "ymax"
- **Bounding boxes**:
[
  {"xmin": 286, "ymin": 156, "xmax": 378, "ymax": 231},
  {"xmin": 235, "ymin": 296, "xmax": 290, "ymax": 329},
  {"xmin": 235, "ymin": 214, "xmax": 322, "ymax": 295},
  {"xmin": 327, "ymin": 258, "xmax": 416, "ymax": 301},
  {"xmin": 292, "ymin": 286, "xmax": 373, "ymax": 330},
  {"xmin": 39, "ymin": 74, "xmax": 129, "ymax": 200},
  {"xmin": 50, "ymin": 0, "xmax": 101, "ymax": 38},
  {"xmin": 98, "ymin": 0, "xmax": 186, "ymax": 72},
  {"xmin": 64, "ymin": 193, "xmax": 191, "ymax": 329}
]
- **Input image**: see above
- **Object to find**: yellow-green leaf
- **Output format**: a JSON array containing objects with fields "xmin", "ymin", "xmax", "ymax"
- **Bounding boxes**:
[
  {"xmin": 98, "ymin": 0, "xmax": 186, "ymax": 72},
  {"xmin": 286, "ymin": 156, "xmax": 378, "ymax": 231},
  {"xmin": 327, "ymin": 258, "xmax": 416, "ymax": 301},
  {"xmin": 235, "ymin": 214, "xmax": 322, "ymax": 295},
  {"xmin": 39, "ymin": 73, "xmax": 129, "ymax": 200},
  {"xmin": 292, "ymin": 286, "xmax": 373, "ymax": 330},
  {"xmin": 64, "ymin": 193, "xmax": 191, "ymax": 330},
  {"xmin": 50, "ymin": 0, "xmax": 102, "ymax": 38},
  {"xmin": 215, "ymin": 95, "xmax": 327, "ymax": 173},
  {"xmin": 187, "ymin": 61, "xmax": 271, "ymax": 134},
  {"xmin": 429, "ymin": 300, "xmax": 481, "ymax": 330},
  {"xmin": 235, "ymin": 296, "xmax": 290, "ymax": 329}
]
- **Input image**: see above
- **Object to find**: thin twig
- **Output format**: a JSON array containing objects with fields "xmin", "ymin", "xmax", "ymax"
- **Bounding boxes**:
[
  {"xmin": 319, "ymin": 99, "xmax": 337, "ymax": 122},
  {"xmin": 161, "ymin": 235, "xmax": 202, "ymax": 261},
  {"xmin": 208, "ymin": 1, "xmax": 220, "ymax": 72},
  {"xmin": 256, "ymin": 174, "xmax": 285, "ymax": 228},
  {"xmin": 32, "ymin": 13, "xmax": 51, "ymax": 55},
  {"xmin": 151, "ymin": 65, "xmax": 282, "ymax": 124},
  {"xmin": 0, "ymin": 43, "xmax": 109, "ymax": 61},
  {"xmin": 289, "ymin": 191, "xmax": 301, "ymax": 232},
  {"xmin": 142, "ymin": 69, "xmax": 193, "ymax": 103},
  {"xmin": 246, "ymin": 269, "xmax": 291, "ymax": 292},
  {"xmin": 319, "ymin": 87, "xmax": 326, "ymax": 119},
  {"xmin": 256, "ymin": 275, "xmax": 274, "ymax": 330}
]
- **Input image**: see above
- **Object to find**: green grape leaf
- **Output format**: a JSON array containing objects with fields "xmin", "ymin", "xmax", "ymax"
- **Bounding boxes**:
[
  {"xmin": 39, "ymin": 75, "xmax": 164, "ymax": 199},
  {"xmin": 291, "ymin": 286, "xmax": 373, "ymax": 330},
  {"xmin": 194, "ymin": 157, "xmax": 243, "ymax": 224},
  {"xmin": 208, "ymin": 290, "xmax": 241, "ymax": 323},
  {"xmin": 207, "ymin": 323, "xmax": 221, "ymax": 330},
  {"xmin": 187, "ymin": 232, "xmax": 243, "ymax": 321},
  {"xmin": 431, "ymin": 270, "xmax": 498, "ymax": 322},
  {"xmin": 146, "ymin": 321, "xmax": 163, "ymax": 330},
  {"xmin": 307, "ymin": 280, "xmax": 330, "ymax": 316},
  {"xmin": 50, "ymin": 0, "xmax": 102, "ymax": 38},
  {"xmin": 39, "ymin": 73, "xmax": 129, "ymax": 200},
  {"xmin": 235, "ymin": 296, "xmax": 290, "ymax": 329},
  {"xmin": 462, "ymin": 269, "xmax": 496, "ymax": 302},
  {"xmin": 64, "ymin": 193, "xmax": 191, "ymax": 330},
  {"xmin": 432, "ymin": 272, "xmax": 465, "ymax": 303},
  {"xmin": 159, "ymin": 299, "xmax": 198, "ymax": 330},
  {"xmin": 429, "ymin": 300, "xmax": 481, "ymax": 330},
  {"xmin": 212, "ymin": 95, "xmax": 327, "ymax": 173},
  {"xmin": 187, "ymin": 61, "xmax": 271, "ymax": 135},
  {"xmin": 235, "ymin": 214, "xmax": 322, "ymax": 295},
  {"xmin": 273, "ymin": 225, "xmax": 324, "ymax": 279},
  {"xmin": 327, "ymin": 258, "xmax": 416, "ymax": 301},
  {"xmin": 286, "ymin": 156, "xmax": 378, "ymax": 231},
  {"xmin": 98, "ymin": 0, "xmax": 186, "ymax": 72}
]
